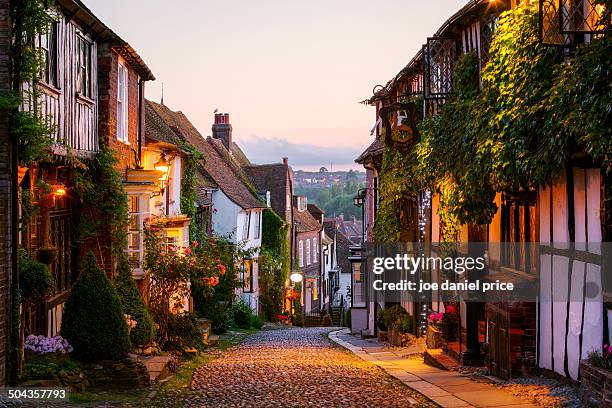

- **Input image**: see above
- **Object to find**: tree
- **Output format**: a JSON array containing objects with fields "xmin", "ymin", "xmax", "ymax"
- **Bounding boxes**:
[
  {"xmin": 114, "ymin": 256, "xmax": 155, "ymax": 347},
  {"xmin": 61, "ymin": 252, "xmax": 131, "ymax": 363}
]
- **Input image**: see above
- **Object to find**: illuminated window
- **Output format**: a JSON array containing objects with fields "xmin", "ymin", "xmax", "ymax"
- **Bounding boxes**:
[
  {"xmin": 117, "ymin": 62, "xmax": 129, "ymax": 143},
  {"xmin": 299, "ymin": 240, "xmax": 304, "ymax": 267}
]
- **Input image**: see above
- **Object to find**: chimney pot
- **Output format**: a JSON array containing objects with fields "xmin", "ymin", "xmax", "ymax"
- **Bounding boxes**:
[
  {"xmin": 282, "ymin": 157, "xmax": 288, "ymax": 165},
  {"xmin": 212, "ymin": 112, "xmax": 233, "ymax": 150}
]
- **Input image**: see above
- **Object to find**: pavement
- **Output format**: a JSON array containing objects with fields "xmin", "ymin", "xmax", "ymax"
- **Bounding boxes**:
[
  {"xmin": 329, "ymin": 328, "xmax": 539, "ymax": 408},
  {"xmin": 184, "ymin": 326, "xmax": 438, "ymax": 407}
]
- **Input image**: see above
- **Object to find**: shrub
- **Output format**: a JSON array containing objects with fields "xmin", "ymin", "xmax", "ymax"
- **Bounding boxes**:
[
  {"xmin": 19, "ymin": 250, "xmax": 53, "ymax": 302},
  {"xmin": 114, "ymin": 256, "xmax": 155, "ymax": 346},
  {"xmin": 396, "ymin": 314, "xmax": 413, "ymax": 334},
  {"xmin": 61, "ymin": 252, "xmax": 130, "ymax": 362},
  {"xmin": 231, "ymin": 301, "xmax": 255, "ymax": 329},
  {"xmin": 202, "ymin": 302, "xmax": 233, "ymax": 334},
  {"xmin": 251, "ymin": 316, "xmax": 264, "ymax": 330},
  {"xmin": 379, "ymin": 305, "xmax": 408, "ymax": 330},
  {"xmin": 164, "ymin": 313, "xmax": 204, "ymax": 351},
  {"xmin": 21, "ymin": 359, "xmax": 81, "ymax": 381},
  {"xmin": 588, "ymin": 345, "xmax": 612, "ymax": 370}
]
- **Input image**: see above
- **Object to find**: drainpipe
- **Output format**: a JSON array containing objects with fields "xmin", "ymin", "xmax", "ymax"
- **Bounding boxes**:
[{"xmin": 137, "ymin": 78, "xmax": 144, "ymax": 169}]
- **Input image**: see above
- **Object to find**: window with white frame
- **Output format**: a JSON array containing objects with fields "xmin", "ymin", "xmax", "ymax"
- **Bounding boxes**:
[
  {"xmin": 243, "ymin": 212, "xmax": 251, "ymax": 240},
  {"xmin": 313, "ymin": 237, "xmax": 318, "ymax": 263},
  {"xmin": 76, "ymin": 35, "xmax": 92, "ymax": 98},
  {"xmin": 127, "ymin": 195, "xmax": 150, "ymax": 275},
  {"xmin": 117, "ymin": 62, "xmax": 129, "ymax": 143},
  {"xmin": 306, "ymin": 239, "xmax": 311, "ymax": 265},
  {"xmin": 253, "ymin": 211, "xmax": 261, "ymax": 239},
  {"xmin": 299, "ymin": 240, "xmax": 304, "ymax": 267}
]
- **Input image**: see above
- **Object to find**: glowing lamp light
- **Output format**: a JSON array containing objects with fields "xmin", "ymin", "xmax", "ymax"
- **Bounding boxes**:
[
  {"xmin": 53, "ymin": 185, "xmax": 67, "ymax": 197},
  {"xmin": 154, "ymin": 156, "xmax": 170, "ymax": 173},
  {"xmin": 290, "ymin": 273, "xmax": 303, "ymax": 283}
]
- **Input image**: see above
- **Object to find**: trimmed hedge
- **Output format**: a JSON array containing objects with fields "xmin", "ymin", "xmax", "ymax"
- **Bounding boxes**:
[
  {"xmin": 61, "ymin": 252, "xmax": 130, "ymax": 362},
  {"xmin": 114, "ymin": 256, "xmax": 155, "ymax": 346}
]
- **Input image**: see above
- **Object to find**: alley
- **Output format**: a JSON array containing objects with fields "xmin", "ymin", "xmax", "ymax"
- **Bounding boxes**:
[{"xmin": 182, "ymin": 327, "xmax": 436, "ymax": 407}]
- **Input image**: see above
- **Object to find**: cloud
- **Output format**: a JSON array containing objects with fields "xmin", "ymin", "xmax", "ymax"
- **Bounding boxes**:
[{"xmin": 238, "ymin": 135, "xmax": 363, "ymax": 168}]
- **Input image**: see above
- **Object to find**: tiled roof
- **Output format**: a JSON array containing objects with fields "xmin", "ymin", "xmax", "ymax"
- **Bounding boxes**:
[
  {"xmin": 145, "ymin": 102, "xmax": 184, "ymax": 146},
  {"xmin": 293, "ymin": 207, "xmax": 321, "ymax": 233},
  {"xmin": 336, "ymin": 231, "xmax": 352, "ymax": 274},
  {"xmin": 231, "ymin": 143, "xmax": 252, "ymax": 167},
  {"xmin": 355, "ymin": 137, "xmax": 384, "ymax": 163},
  {"xmin": 243, "ymin": 163, "xmax": 292, "ymax": 224},
  {"xmin": 146, "ymin": 100, "xmax": 265, "ymax": 210}
]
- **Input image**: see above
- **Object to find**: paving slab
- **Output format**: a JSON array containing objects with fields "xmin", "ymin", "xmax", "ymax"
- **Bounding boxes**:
[{"xmin": 329, "ymin": 329, "xmax": 539, "ymax": 408}]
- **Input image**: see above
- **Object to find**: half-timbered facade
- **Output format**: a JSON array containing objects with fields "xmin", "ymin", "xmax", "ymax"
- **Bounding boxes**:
[{"xmin": 356, "ymin": 0, "xmax": 609, "ymax": 380}]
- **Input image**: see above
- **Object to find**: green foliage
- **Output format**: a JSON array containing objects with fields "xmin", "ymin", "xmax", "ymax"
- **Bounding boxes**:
[
  {"xmin": 378, "ymin": 304, "xmax": 408, "ymax": 330},
  {"xmin": 7, "ymin": 0, "xmax": 56, "ymax": 165},
  {"xmin": 165, "ymin": 313, "xmax": 204, "ymax": 351},
  {"xmin": 72, "ymin": 147, "xmax": 129, "ymax": 259},
  {"xmin": 114, "ymin": 256, "xmax": 155, "ymax": 347},
  {"xmin": 230, "ymin": 301, "xmax": 257, "ymax": 329},
  {"xmin": 21, "ymin": 360, "xmax": 81, "ymax": 381},
  {"xmin": 18, "ymin": 249, "xmax": 53, "ymax": 302},
  {"xmin": 295, "ymin": 179, "xmax": 365, "ymax": 220},
  {"xmin": 180, "ymin": 144, "xmax": 204, "ymax": 241},
  {"xmin": 259, "ymin": 209, "xmax": 290, "ymax": 321},
  {"xmin": 61, "ymin": 252, "xmax": 131, "ymax": 363},
  {"xmin": 202, "ymin": 302, "xmax": 233, "ymax": 334},
  {"xmin": 379, "ymin": 3, "xmax": 611, "ymax": 232}
]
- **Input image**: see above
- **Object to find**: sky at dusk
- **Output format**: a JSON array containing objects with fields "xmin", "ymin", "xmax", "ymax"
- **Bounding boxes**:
[{"xmin": 88, "ymin": 0, "xmax": 467, "ymax": 170}]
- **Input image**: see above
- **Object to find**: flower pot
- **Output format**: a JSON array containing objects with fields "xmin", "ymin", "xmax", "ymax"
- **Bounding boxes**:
[
  {"xmin": 426, "ymin": 325, "xmax": 444, "ymax": 349},
  {"xmin": 25, "ymin": 350, "xmax": 67, "ymax": 365},
  {"xmin": 38, "ymin": 247, "xmax": 58, "ymax": 265}
]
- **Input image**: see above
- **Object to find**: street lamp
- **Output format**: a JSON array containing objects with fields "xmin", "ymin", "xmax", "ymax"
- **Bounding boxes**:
[{"xmin": 353, "ymin": 188, "xmax": 367, "ymax": 244}]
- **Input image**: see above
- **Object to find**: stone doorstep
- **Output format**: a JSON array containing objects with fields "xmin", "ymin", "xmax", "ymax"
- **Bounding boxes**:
[{"xmin": 139, "ymin": 355, "xmax": 172, "ymax": 383}]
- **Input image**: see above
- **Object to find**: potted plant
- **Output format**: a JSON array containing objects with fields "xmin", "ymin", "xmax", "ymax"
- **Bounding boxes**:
[
  {"xmin": 24, "ymin": 335, "xmax": 73, "ymax": 365},
  {"xmin": 427, "ymin": 312, "xmax": 445, "ymax": 349}
]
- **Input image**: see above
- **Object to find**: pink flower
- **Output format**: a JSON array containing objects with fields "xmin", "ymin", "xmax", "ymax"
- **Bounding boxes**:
[
  {"xmin": 184, "ymin": 248, "xmax": 192, "ymax": 256},
  {"xmin": 192, "ymin": 241, "xmax": 199, "ymax": 248}
]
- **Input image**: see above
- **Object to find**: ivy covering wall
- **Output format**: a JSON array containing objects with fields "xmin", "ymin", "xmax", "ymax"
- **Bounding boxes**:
[
  {"xmin": 259, "ymin": 209, "xmax": 290, "ymax": 320},
  {"xmin": 375, "ymin": 2, "xmax": 611, "ymax": 241}
]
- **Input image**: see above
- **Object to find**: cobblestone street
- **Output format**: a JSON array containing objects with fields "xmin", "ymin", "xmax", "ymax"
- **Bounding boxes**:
[{"xmin": 165, "ymin": 327, "xmax": 437, "ymax": 407}]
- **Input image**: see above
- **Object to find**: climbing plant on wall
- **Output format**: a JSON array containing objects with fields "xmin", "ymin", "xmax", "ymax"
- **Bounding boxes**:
[
  {"xmin": 179, "ymin": 143, "xmax": 204, "ymax": 241},
  {"xmin": 260, "ymin": 209, "xmax": 290, "ymax": 320}
]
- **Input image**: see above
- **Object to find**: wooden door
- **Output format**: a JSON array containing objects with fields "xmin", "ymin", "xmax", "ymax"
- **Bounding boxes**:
[{"xmin": 487, "ymin": 304, "xmax": 510, "ymax": 379}]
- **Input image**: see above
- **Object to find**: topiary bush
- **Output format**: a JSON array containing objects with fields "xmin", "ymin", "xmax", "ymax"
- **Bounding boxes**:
[
  {"xmin": 114, "ymin": 256, "xmax": 155, "ymax": 347},
  {"xmin": 61, "ymin": 252, "xmax": 130, "ymax": 363}
]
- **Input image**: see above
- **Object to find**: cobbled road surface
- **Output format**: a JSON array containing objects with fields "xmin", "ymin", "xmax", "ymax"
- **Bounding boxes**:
[{"xmin": 183, "ymin": 326, "xmax": 437, "ymax": 407}]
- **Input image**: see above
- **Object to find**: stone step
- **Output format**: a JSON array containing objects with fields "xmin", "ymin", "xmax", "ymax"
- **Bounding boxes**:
[
  {"xmin": 424, "ymin": 348, "xmax": 460, "ymax": 371},
  {"xmin": 207, "ymin": 335, "xmax": 219, "ymax": 346},
  {"xmin": 140, "ymin": 355, "xmax": 172, "ymax": 383}
]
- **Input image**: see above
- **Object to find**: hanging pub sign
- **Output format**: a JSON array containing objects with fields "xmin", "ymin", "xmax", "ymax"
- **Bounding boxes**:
[{"xmin": 378, "ymin": 101, "xmax": 421, "ymax": 149}]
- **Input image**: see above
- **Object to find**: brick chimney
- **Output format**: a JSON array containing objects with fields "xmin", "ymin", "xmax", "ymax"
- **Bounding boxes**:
[{"xmin": 212, "ymin": 113, "xmax": 232, "ymax": 150}]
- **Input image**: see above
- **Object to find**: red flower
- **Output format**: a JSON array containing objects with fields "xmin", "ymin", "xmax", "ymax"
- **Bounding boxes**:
[
  {"xmin": 445, "ymin": 305, "xmax": 456, "ymax": 314},
  {"xmin": 192, "ymin": 241, "xmax": 199, "ymax": 248},
  {"xmin": 184, "ymin": 247, "xmax": 192, "ymax": 256},
  {"xmin": 218, "ymin": 264, "xmax": 226, "ymax": 275}
]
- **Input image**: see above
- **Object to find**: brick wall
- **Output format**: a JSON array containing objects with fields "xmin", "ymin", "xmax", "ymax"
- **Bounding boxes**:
[
  {"xmin": 580, "ymin": 360, "xmax": 612, "ymax": 407},
  {"xmin": 97, "ymin": 43, "xmax": 142, "ymax": 175},
  {"xmin": 96, "ymin": 43, "xmax": 144, "ymax": 276},
  {"xmin": 0, "ymin": 0, "xmax": 11, "ymax": 386}
]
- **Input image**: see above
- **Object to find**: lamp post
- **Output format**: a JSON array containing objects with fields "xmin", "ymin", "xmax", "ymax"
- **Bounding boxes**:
[{"xmin": 353, "ymin": 188, "xmax": 367, "ymax": 245}]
